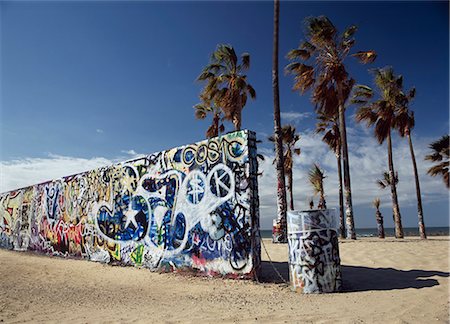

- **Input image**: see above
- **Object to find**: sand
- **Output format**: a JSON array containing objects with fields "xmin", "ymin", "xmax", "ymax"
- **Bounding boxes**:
[{"xmin": 0, "ymin": 237, "xmax": 448, "ymax": 323}]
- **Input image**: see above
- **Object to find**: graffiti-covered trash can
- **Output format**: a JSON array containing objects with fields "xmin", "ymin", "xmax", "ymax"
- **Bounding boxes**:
[{"xmin": 287, "ymin": 209, "xmax": 342, "ymax": 293}]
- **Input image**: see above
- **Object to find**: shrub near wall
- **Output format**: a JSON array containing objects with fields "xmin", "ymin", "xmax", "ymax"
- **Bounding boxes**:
[{"xmin": 0, "ymin": 130, "xmax": 261, "ymax": 279}]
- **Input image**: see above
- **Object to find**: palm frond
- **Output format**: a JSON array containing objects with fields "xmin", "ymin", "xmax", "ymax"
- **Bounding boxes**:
[
  {"xmin": 425, "ymin": 135, "xmax": 449, "ymax": 188},
  {"xmin": 194, "ymin": 109, "xmax": 207, "ymax": 120},
  {"xmin": 372, "ymin": 197, "xmax": 381, "ymax": 209},
  {"xmin": 197, "ymin": 71, "xmax": 215, "ymax": 81},
  {"xmin": 352, "ymin": 84, "xmax": 374, "ymax": 99},
  {"xmin": 288, "ymin": 64, "xmax": 315, "ymax": 94},
  {"xmin": 374, "ymin": 118, "xmax": 391, "ymax": 144},
  {"xmin": 286, "ymin": 49, "xmax": 311, "ymax": 61},
  {"xmin": 352, "ymin": 50, "xmax": 377, "ymax": 64},
  {"xmin": 300, "ymin": 41, "xmax": 316, "ymax": 53},
  {"xmin": 247, "ymin": 84, "xmax": 256, "ymax": 99},
  {"xmin": 377, "ymin": 179, "xmax": 387, "ymax": 189},
  {"xmin": 308, "ymin": 163, "xmax": 325, "ymax": 195},
  {"xmin": 427, "ymin": 162, "xmax": 449, "ymax": 176},
  {"xmin": 343, "ymin": 25, "xmax": 357, "ymax": 39},
  {"xmin": 425, "ymin": 135, "xmax": 449, "ymax": 161},
  {"xmin": 355, "ymin": 105, "xmax": 378, "ymax": 126},
  {"xmin": 241, "ymin": 52, "xmax": 250, "ymax": 70},
  {"xmin": 305, "ymin": 16, "xmax": 337, "ymax": 43}
]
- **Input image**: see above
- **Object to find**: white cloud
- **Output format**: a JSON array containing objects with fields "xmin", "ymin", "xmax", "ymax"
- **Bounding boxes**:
[
  {"xmin": 280, "ymin": 111, "xmax": 311, "ymax": 123},
  {"xmin": 96, "ymin": 129, "xmax": 104, "ymax": 134},
  {"xmin": 121, "ymin": 149, "xmax": 137, "ymax": 155},
  {"xmin": 121, "ymin": 149, "xmax": 145, "ymax": 159},
  {"xmin": 256, "ymin": 129, "xmax": 448, "ymax": 228},
  {"xmin": 0, "ymin": 155, "xmax": 112, "ymax": 192}
]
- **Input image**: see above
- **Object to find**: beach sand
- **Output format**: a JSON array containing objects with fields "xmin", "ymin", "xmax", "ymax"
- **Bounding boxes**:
[{"xmin": 0, "ymin": 237, "xmax": 448, "ymax": 323}]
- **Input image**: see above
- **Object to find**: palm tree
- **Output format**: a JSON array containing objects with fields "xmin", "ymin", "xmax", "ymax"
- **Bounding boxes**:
[
  {"xmin": 309, "ymin": 163, "xmax": 326, "ymax": 209},
  {"xmin": 272, "ymin": 0, "xmax": 288, "ymax": 242},
  {"xmin": 269, "ymin": 125, "xmax": 301, "ymax": 210},
  {"xmin": 316, "ymin": 110, "xmax": 345, "ymax": 238},
  {"xmin": 377, "ymin": 171, "xmax": 398, "ymax": 230},
  {"xmin": 194, "ymin": 93, "xmax": 225, "ymax": 138},
  {"xmin": 372, "ymin": 198, "xmax": 385, "ymax": 239},
  {"xmin": 396, "ymin": 103, "xmax": 427, "ymax": 238},
  {"xmin": 353, "ymin": 67, "xmax": 405, "ymax": 239},
  {"xmin": 197, "ymin": 44, "xmax": 256, "ymax": 131},
  {"xmin": 285, "ymin": 16, "xmax": 376, "ymax": 239},
  {"xmin": 425, "ymin": 135, "xmax": 449, "ymax": 188}
]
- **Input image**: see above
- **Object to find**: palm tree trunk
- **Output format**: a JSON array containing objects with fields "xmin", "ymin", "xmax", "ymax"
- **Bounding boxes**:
[
  {"xmin": 336, "ymin": 152, "xmax": 345, "ymax": 239},
  {"xmin": 387, "ymin": 130, "xmax": 404, "ymax": 239},
  {"xmin": 319, "ymin": 192, "xmax": 326, "ymax": 210},
  {"xmin": 272, "ymin": 0, "xmax": 287, "ymax": 242},
  {"xmin": 337, "ymin": 86, "xmax": 356, "ymax": 239},
  {"xmin": 213, "ymin": 113, "xmax": 220, "ymax": 137},
  {"xmin": 232, "ymin": 110, "xmax": 241, "ymax": 131},
  {"xmin": 375, "ymin": 210, "xmax": 385, "ymax": 239},
  {"xmin": 288, "ymin": 170, "xmax": 294, "ymax": 210},
  {"xmin": 407, "ymin": 131, "xmax": 426, "ymax": 239}
]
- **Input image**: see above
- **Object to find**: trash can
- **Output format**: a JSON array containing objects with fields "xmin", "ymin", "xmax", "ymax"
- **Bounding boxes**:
[{"xmin": 287, "ymin": 209, "xmax": 342, "ymax": 293}]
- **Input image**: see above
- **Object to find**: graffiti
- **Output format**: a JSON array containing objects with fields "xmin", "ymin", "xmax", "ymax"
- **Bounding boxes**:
[
  {"xmin": 0, "ymin": 131, "xmax": 260, "ymax": 278},
  {"xmin": 287, "ymin": 210, "xmax": 342, "ymax": 293}
]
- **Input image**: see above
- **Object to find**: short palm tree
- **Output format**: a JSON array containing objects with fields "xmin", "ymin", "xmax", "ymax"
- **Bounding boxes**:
[
  {"xmin": 425, "ymin": 135, "xmax": 449, "ymax": 188},
  {"xmin": 197, "ymin": 44, "xmax": 256, "ymax": 131},
  {"xmin": 376, "ymin": 173, "xmax": 397, "ymax": 236},
  {"xmin": 353, "ymin": 67, "xmax": 405, "ymax": 239},
  {"xmin": 372, "ymin": 198, "xmax": 385, "ymax": 239},
  {"xmin": 286, "ymin": 15, "xmax": 376, "ymax": 239},
  {"xmin": 269, "ymin": 125, "xmax": 301, "ymax": 210},
  {"xmin": 194, "ymin": 93, "xmax": 225, "ymax": 138},
  {"xmin": 316, "ymin": 110, "xmax": 345, "ymax": 238},
  {"xmin": 309, "ymin": 163, "xmax": 326, "ymax": 209}
]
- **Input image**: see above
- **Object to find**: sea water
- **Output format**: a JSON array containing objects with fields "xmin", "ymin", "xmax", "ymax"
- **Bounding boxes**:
[{"xmin": 260, "ymin": 227, "xmax": 449, "ymax": 238}]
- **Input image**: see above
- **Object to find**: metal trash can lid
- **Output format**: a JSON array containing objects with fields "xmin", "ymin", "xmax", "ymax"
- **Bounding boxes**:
[{"xmin": 287, "ymin": 209, "xmax": 337, "ymax": 234}]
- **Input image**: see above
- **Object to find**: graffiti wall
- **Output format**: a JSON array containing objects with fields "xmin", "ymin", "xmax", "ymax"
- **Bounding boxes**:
[{"xmin": 0, "ymin": 130, "xmax": 261, "ymax": 279}]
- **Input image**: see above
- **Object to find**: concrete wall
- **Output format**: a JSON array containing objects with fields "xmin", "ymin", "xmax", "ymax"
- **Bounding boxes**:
[{"xmin": 0, "ymin": 130, "xmax": 261, "ymax": 279}]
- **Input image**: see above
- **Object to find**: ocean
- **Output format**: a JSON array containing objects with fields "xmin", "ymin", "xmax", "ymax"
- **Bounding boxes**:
[{"xmin": 259, "ymin": 227, "xmax": 450, "ymax": 238}]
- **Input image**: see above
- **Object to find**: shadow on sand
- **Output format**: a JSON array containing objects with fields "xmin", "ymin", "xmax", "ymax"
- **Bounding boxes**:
[{"xmin": 259, "ymin": 261, "xmax": 449, "ymax": 292}]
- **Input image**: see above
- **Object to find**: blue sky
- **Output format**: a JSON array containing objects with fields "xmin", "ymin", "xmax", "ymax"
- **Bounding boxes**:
[{"xmin": 1, "ymin": 1, "xmax": 449, "ymax": 229}]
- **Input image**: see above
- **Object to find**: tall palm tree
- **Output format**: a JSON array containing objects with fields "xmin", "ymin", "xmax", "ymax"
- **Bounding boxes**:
[
  {"xmin": 197, "ymin": 44, "xmax": 256, "ymax": 131},
  {"xmin": 272, "ymin": 0, "xmax": 288, "ymax": 242},
  {"xmin": 194, "ymin": 93, "xmax": 225, "ymax": 138},
  {"xmin": 285, "ymin": 16, "xmax": 376, "ymax": 239},
  {"xmin": 353, "ymin": 67, "xmax": 405, "ymax": 238},
  {"xmin": 269, "ymin": 125, "xmax": 301, "ymax": 211},
  {"xmin": 372, "ymin": 198, "xmax": 385, "ymax": 239},
  {"xmin": 316, "ymin": 110, "xmax": 345, "ymax": 238},
  {"xmin": 309, "ymin": 163, "xmax": 326, "ymax": 209},
  {"xmin": 396, "ymin": 104, "xmax": 427, "ymax": 238},
  {"xmin": 425, "ymin": 135, "xmax": 449, "ymax": 188}
]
